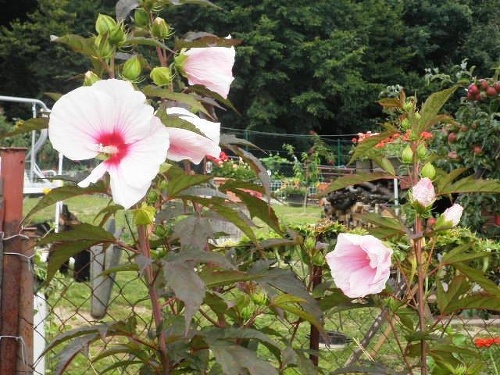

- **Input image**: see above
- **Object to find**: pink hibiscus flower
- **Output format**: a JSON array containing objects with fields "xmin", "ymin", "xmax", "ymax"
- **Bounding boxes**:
[
  {"xmin": 326, "ymin": 233, "xmax": 393, "ymax": 298},
  {"xmin": 412, "ymin": 177, "xmax": 436, "ymax": 208},
  {"xmin": 48, "ymin": 79, "xmax": 170, "ymax": 209},
  {"xmin": 176, "ymin": 44, "xmax": 235, "ymax": 99},
  {"xmin": 165, "ymin": 107, "xmax": 221, "ymax": 164}
]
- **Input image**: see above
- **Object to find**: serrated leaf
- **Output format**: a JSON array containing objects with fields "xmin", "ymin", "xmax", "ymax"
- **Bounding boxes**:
[
  {"xmin": 439, "ymin": 176, "xmax": 500, "ymax": 195},
  {"xmin": 163, "ymin": 261, "xmax": 205, "ymax": 332},
  {"xmin": 167, "ymin": 246, "xmax": 234, "ymax": 269},
  {"xmin": 163, "ymin": 164, "xmax": 213, "ymax": 197},
  {"xmin": 348, "ymin": 131, "xmax": 396, "ymax": 164},
  {"xmin": 133, "ymin": 204, "xmax": 156, "ymax": 225},
  {"xmin": 452, "ymin": 262, "xmax": 500, "ymax": 296},
  {"xmin": 54, "ymin": 333, "xmax": 100, "ymax": 375},
  {"xmin": 218, "ymin": 181, "xmax": 281, "ymax": 234},
  {"xmin": 143, "ymin": 85, "xmax": 210, "ymax": 115},
  {"xmin": 52, "ymin": 34, "xmax": 96, "ymax": 56},
  {"xmin": 417, "ymin": 86, "xmax": 458, "ymax": 133},
  {"xmin": 182, "ymin": 195, "xmax": 258, "ymax": 243},
  {"xmin": 210, "ymin": 343, "xmax": 278, "ymax": 375},
  {"xmin": 24, "ymin": 182, "xmax": 108, "ymax": 220},
  {"xmin": 441, "ymin": 243, "xmax": 489, "ymax": 264},
  {"xmin": 0, "ymin": 118, "xmax": 48, "ymax": 138},
  {"xmin": 322, "ymin": 172, "xmax": 394, "ymax": 194},
  {"xmin": 361, "ymin": 212, "xmax": 407, "ymax": 238},
  {"xmin": 199, "ymin": 269, "xmax": 263, "ymax": 288},
  {"xmin": 436, "ymin": 275, "xmax": 470, "ymax": 314},
  {"xmin": 174, "ymin": 216, "xmax": 215, "ymax": 250}
]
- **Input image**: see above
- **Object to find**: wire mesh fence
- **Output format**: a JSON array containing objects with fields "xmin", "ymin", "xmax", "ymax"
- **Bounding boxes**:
[{"xmin": 28, "ymin": 233, "xmax": 500, "ymax": 374}]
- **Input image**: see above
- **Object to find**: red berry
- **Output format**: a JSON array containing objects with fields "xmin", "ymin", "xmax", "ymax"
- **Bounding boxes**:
[
  {"xmin": 468, "ymin": 83, "xmax": 479, "ymax": 95},
  {"xmin": 479, "ymin": 79, "xmax": 489, "ymax": 90},
  {"xmin": 486, "ymin": 86, "xmax": 497, "ymax": 97},
  {"xmin": 460, "ymin": 125, "xmax": 468, "ymax": 132},
  {"xmin": 447, "ymin": 132, "xmax": 457, "ymax": 143},
  {"xmin": 495, "ymin": 81, "xmax": 500, "ymax": 93},
  {"xmin": 473, "ymin": 146, "xmax": 483, "ymax": 155}
]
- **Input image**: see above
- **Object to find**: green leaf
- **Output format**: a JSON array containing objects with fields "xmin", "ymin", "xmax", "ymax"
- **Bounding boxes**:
[
  {"xmin": 322, "ymin": 172, "xmax": 394, "ymax": 194},
  {"xmin": 435, "ymin": 275, "xmax": 470, "ymax": 314},
  {"xmin": 361, "ymin": 212, "xmax": 407, "ymax": 238},
  {"xmin": 0, "ymin": 117, "xmax": 48, "ymax": 138},
  {"xmin": 453, "ymin": 262, "xmax": 500, "ymax": 296},
  {"xmin": 417, "ymin": 86, "xmax": 458, "ymax": 133},
  {"xmin": 133, "ymin": 203, "xmax": 156, "ymax": 225},
  {"xmin": 210, "ymin": 343, "xmax": 278, "ymax": 375},
  {"xmin": 439, "ymin": 176, "xmax": 500, "ymax": 195},
  {"xmin": 441, "ymin": 243, "xmax": 490, "ymax": 264},
  {"xmin": 217, "ymin": 180, "xmax": 281, "ymax": 234},
  {"xmin": 163, "ymin": 260, "xmax": 205, "ymax": 332},
  {"xmin": 348, "ymin": 131, "xmax": 396, "ymax": 164},
  {"xmin": 181, "ymin": 195, "xmax": 258, "ymax": 243},
  {"xmin": 199, "ymin": 269, "xmax": 263, "ymax": 288},
  {"xmin": 24, "ymin": 182, "xmax": 108, "ymax": 220},
  {"xmin": 52, "ymin": 34, "xmax": 96, "ymax": 56},
  {"xmin": 142, "ymin": 85, "xmax": 210, "ymax": 115},
  {"xmin": 163, "ymin": 164, "xmax": 212, "ymax": 197}
]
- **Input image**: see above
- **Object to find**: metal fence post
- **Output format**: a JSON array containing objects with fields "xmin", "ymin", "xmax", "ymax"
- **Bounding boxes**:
[{"xmin": 0, "ymin": 147, "xmax": 31, "ymax": 374}]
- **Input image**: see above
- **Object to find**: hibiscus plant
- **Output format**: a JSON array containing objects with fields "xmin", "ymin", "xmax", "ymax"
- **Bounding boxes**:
[
  {"xmin": 4, "ymin": 1, "xmax": 500, "ymax": 374},
  {"xmin": 327, "ymin": 85, "xmax": 500, "ymax": 374}
]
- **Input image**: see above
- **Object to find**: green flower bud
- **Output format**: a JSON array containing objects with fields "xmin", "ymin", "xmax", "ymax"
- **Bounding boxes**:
[
  {"xmin": 95, "ymin": 14, "xmax": 117, "ymax": 36},
  {"xmin": 109, "ymin": 25, "xmax": 126, "ymax": 45},
  {"xmin": 151, "ymin": 17, "xmax": 170, "ymax": 39},
  {"xmin": 150, "ymin": 66, "xmax": 172, "ymax": 86},
  {"xmin": 401, "ymin": 145, "xmax": 413, "ymax": 164},
  {"xmin": 311, "ymin": 252, "xmax": 325, "ymax": 267},
  {"xmin": 304, "ymin": 237, "xmax": 316, "ymax": 251},
  {"xmin": 402, "ymin": 101, "xmax": 413, "ymax": 112},
  {"xmin": 94, "ymin": 34, "xmax": 113, "ymax": 57},
  {"xmin": 134, "ymin": 8, "xmax": 149, "ymax": 28},
  {"xmin": 250, "ymin": 287, "xmax": 268, "ymax": 306},
  {"xmin": 122, "ymin": 55, "xmax": 142, "ymax": 80},
  {"xmin": 421, "ymin": 162, "xmax": 436, "ymax": 179},
  {"xmin": 400, "ymin": 118, "xmax": 410, "ymax": 130},
  {"xmin": 417, "ymin": 144, "xmax": 427, "ymax": 159},
  {"xmin": 83, "ymin": 71, "xmax": 100, "ymax": 86}
]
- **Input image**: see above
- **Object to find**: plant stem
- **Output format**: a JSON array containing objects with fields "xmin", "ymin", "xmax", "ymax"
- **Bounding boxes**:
[
  {"xmin": 137, "ymin": 225, "xmax": 171, "ymax": 373},
  {"xmin": 415, "ymin": 216, "xmax": 428, "ymax": 374}
]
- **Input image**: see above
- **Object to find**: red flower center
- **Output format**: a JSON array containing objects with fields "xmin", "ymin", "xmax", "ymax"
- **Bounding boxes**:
[{"xmin": 96, "ymin": 131, "xmax": 130, "ymax": 166}]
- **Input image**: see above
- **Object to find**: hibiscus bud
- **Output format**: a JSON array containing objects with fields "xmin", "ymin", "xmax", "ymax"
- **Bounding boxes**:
[
  {"xmin": 151, "ymin": 17, "xmax": 170, "ymax": 39},
  {"xmin": 435, "ymin": 203, "xmax": 464, "ymax": 229},
  {"xmin": 417, "ymin": 143, "xmax": 427, "ymax": 159},
  {"xmin": 401, "ymin": 145, "xmax": 413, "ymax": 164},
  {"xmin": 150, "ymin": 66, "xmax": 172, "ymax": 86},
  {"xmin": 412, "ymin": 177, "xmax": 436, "ymax": 208},
  {"xmin": 304, "ymin": 237, "xmax": 316, "ymax": 251},
  {"xmin": 122, "ymin": 55, "xmax": 142, "ymax": 81},
  {"xmin": 311, "ymin": 251, "xmax": 325, "ymax": 266},
  {"xmin": 401, "ymin": 118, "xmax": 410, "ymax": 130},
  {"xmin": 420, "ymin": 162, "xmax": 436, "ymax": 179},
  {"xmin": 95, "ymin": 14, "xmax": 117, "ymax": 36},
  {"xmin": 134, "ymin": 8, "xmax": 149, "ymax": 27},
  {"xmin": 109, "ymin": 25, "xmax": 126, "ymax": 45},
  {"xmin": 250, "ymin": 286, "xmax": 268, "ymax": 306},
  {"xmin": 83, "ymin": 71, "xmax": 100, "ymax": 86},
  {"xmin": 94, "ymin": 34, "xmax": 113, "ymax": 57}
]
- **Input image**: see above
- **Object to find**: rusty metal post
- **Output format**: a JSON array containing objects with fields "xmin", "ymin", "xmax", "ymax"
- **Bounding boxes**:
[{"xmin": 0, "ymin": 147, "xmax": 30, "ymax": 374}]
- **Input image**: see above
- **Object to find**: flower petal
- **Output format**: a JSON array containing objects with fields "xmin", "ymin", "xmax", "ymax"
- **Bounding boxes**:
[
  {"xmin": 182, "ymin": 46, "xmax": 235, "ymax": 98},
  {"xmin": 166, "ymin": 127, "xmax": 221, "ymax": 164}
]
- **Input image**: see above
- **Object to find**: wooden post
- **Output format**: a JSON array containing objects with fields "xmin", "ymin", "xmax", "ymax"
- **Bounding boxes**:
[{"xmin": 0, "ymin": 148, "xmax": 29, "ymax": 374}]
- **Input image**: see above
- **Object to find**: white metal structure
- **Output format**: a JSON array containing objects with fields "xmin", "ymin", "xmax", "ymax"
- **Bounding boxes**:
[{"xmin": 0, "ymin": 95, "xmax": 63, "ymax": 195}]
